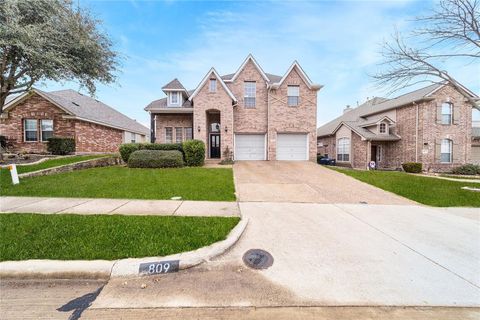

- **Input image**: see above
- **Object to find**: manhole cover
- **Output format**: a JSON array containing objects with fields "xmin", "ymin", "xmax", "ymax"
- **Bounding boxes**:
[{"xmin": 243, "ymin": 249, "xmax": 274, "ymax": 270}]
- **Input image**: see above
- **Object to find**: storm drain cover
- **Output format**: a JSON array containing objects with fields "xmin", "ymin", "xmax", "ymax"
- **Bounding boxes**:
[{"xmin": 243, "ymin": 249, "xmax": 274, "ymax": 269}]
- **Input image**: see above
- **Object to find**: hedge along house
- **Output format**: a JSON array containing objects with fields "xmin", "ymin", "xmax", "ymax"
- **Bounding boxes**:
[
  {"xmin": 1, "ymin": 89, "xmax": 149, "ymax": 154},
  {"xmin": 145, "ymin": 55, "xmax": 322, "ymax": 161},
  {"xmin": 317, "ymin": 82, "xmax": 480, "ymax": 172}
]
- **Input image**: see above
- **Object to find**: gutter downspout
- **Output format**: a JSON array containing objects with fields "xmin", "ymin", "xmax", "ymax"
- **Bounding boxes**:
[{"xmin": 414, "ymin": 102, "xmax": 418, "ymax": 162}]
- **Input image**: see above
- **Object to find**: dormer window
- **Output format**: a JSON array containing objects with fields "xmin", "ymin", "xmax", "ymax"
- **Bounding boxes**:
[
  {"xmin": 168, "ymin": 92, "xmax": 180, "ymax": 107},
  {"xmin": 379, "ymin": 123, "xmax": 387, "ymax": 134}
]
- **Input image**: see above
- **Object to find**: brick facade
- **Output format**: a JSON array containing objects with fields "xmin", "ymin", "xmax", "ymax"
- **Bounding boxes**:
[
  {"xmin": 154, "ymin": 114, "xmax": 193, "ymax": 144},
  {"xmin": 0, "ymin": 93, "xmax": 126, "ymax": 154}
]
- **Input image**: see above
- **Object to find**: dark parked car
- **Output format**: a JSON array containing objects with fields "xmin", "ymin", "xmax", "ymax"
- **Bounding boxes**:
[{"xmin": 317, "ymin": 155, "xmax": 336, "ymax": 166}]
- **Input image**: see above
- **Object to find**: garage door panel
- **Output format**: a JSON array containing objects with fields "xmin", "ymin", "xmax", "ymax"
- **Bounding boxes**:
[
  {"xmin": 235, "ymin": 134, "xmax": 265, "ymax": 160},
  {"xmin": 472, "ymin": 146, "xmax": 480, "ymax": 163},
  {"xmin": 277, "ymin": 134, "xmax": 308, "ymax": 161}
]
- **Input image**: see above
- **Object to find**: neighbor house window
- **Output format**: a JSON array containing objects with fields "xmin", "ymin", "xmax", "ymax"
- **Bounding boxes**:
[
  {"xmin": 169, "ymin": 92, "xmax": 179, "ymax": 106},
  {"xmin": 209, "ymin": 79, "xmax": 217, "ymax": 92},
  {"xmin": 24, "ymin": 119, "xmax": 37, "ymax": 142},
  {"xmin": 184, "ymin": 127, "xmax": 193, "ymax": 140},
  {"xmin": 440, "ymin": 139, "xmax": 453, "ymax": 163},
  {"xmin": 441, "ymin": 102, "xmax": 453, "ymax": 125},
  {"xmin": 175, "ymin": 127, "xmax": 183, "ymax": 143},
  {"xmin": 379, "ymin": 123, "xmax": 386, "ymax": 134},
  {"xmin": 129, "ymin": 132, "xmax": 136, "ymax": 143},
  {"xmin": 244, "ymin": 81, "xmax": 256, "ymax": 108},
  {"xmin": 337, "ymin": 138, "xmax": 350, "ymax": 162},
  {"xmin": 165, "ymin": 127, "xmax": 173, "ymax": 143},
  {"xmin": 287, "ymin": 85, "xmax": 300, "ymax": 106},
  {"xmin": 40, "ymin": 119, "xmax": 53, "ymax": 141}
]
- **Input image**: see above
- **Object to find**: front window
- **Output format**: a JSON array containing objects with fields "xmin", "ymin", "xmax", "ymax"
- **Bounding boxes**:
[
  {"xmin": 169, "ymin": 92, "xmax": 179, "ymax": 106},
  {"xmin": 40, "ymin": 119, "xmax": 53, "ymax": 141},
  {"xmin": 287, "ymin": 85, "xmax": 300, "ymax": 106},
  {"xmin": 130, "ymin": 132, "xmax": 136, "ymax": 143},
  {"xmin": 175, "ymin": 127, "xmax": 183, "ymax": 143},
  {"xmin": 337, "ymin": 138, "xmax": 350, "ymax": 162},
  {"xmin": 209, "ymin": 79, "xmax": 216, "ymax": 92},
  {"xmin": 440, "ymin": 139, "xmax": 452, "ymax": 163},
  {"xmin": 379, "ymin": 123, "xmax": 386, "ymax": 134},
  {"xmin": 441, "ymin": 102, "xmax": 453, "ymax": 125},
  {"xmin": 24, "ymin": 119, "xmax": 37, "ymax": 142},
  {"xmin": 244, "ymin": 81, "xmax": 256, "ymax": 108},
  {"xmin": 165, "ymin": 127, "xmax": 173, "ymax": 143},
  {"xmin": 184, "ymin": 127, "xmax": 193, "ymax": 140}
]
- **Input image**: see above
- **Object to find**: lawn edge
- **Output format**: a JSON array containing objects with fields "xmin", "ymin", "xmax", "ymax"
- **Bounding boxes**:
[{"xmin": 0, "ymin": 215, "xmax": 247, "ymax": 279}]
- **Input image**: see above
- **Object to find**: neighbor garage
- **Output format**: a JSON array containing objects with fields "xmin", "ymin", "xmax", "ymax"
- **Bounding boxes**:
[
  {"xmin": 276, "ymin": 133, "xmax": 308, "ymax": 160},
  {"xmin": 234, "ymin": 134, "xmax": 266, "ymax": 160}
]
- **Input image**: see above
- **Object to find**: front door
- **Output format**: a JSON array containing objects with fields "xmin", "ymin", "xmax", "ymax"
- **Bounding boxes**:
[
  {"xmin": 371, "ymin": 145, "xmax": 377, "ymax": 162},
  {"xmin": 210, "ymin": 134, "xmax": 220, "ymax": 158}
]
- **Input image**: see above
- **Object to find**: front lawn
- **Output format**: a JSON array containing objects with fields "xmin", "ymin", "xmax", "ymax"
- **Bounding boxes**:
[
  {"xmin": 0, "ymin": 166, "xmax": 236, "ymax": 201},
  {"xmin": 5, "ymin": 154, "xmax": 107, "ymax": 174},
  {"xmin": 0, "ymin": 213, "xmax": 239, "ymax": 261},
  {"xmin": 329, "ymin": 167, "xmax": 480, "ymax": 207}
]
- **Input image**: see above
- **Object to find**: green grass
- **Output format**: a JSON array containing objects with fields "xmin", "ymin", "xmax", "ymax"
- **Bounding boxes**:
[
  {"xmin": 0, "ymin": 166, "xmax": 236, "ymax": 201},
  {"xmin": 439, "ymin": 174, "xmax": 480, "ymax": 180},
  {"xmin": 0, "ymin": 213, "xmax": 240, "ymax": 261},
  {"xmin": 329, "ymin": 167, "xmax": 480, "ymax": 207},
  {"xmin": 7, "ymin": 155, "xmax": 107, "ymax": 174}
]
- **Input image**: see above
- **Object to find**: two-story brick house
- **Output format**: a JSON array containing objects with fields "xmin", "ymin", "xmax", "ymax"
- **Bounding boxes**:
[
  {"xmin": 145, "ymin": 55, "xmax": 322, "ymax": 161},
  {"xmin": 317, "ymin": 83, "xmax": 479, "ymax": 172}
]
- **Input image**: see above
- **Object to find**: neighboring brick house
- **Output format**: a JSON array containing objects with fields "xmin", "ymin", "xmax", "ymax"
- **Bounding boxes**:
[
  {"xmin": 145, "ymin": 55, "xmax": 322, "ymax": 161},
  {"xmin": 317, "ymin": 83, "xmax": 480, "ymax": 172},
  {"xmin": 1, "ymin": 89, "xmax": 149, "ymax": 154}
]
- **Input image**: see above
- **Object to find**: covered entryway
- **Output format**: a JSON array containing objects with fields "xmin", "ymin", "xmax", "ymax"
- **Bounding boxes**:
[
  {"xmin": 276, "ymin": 133, "xmax": 308, "ymax": 161},
  {"xmin": 234, "ymin": 134, "xmax": 266, "ymax": 160}
]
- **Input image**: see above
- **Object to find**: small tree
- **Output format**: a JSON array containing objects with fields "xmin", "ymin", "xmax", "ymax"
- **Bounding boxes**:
[{"xmin": 0, "ymin": 0, "xmax": 119, "ymax": 111}]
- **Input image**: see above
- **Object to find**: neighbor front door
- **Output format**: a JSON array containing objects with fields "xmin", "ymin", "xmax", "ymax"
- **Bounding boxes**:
[{"xmin": 210, "ymin": 134, "xmax": 220, "ymax": 158}]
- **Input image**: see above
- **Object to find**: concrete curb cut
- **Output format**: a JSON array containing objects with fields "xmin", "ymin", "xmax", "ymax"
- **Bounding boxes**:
[
  {"xmin": 0, "ymin": 216, "xmax": 248, "ymax": 279},
  {"xmin": 110, "ymin": 216, "xmax": 248, "ymax": 277}
]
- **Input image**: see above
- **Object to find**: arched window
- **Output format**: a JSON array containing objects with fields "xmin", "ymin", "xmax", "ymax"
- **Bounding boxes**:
[
  {"xmin": 337, "ymin": 138, "xmax": 350, "ymax": 162},
  {"xmin": 441, "ymin": 102, "xmax": 453, "ymax": 125},
  {"xmin": 440, "ymin": 139, "xmax": 453, "ymax": 163}
]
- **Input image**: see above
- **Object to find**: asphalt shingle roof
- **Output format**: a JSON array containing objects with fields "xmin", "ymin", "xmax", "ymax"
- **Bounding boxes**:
[
  {"xmin": 162, "ymin": 78, "xmax": 187, "ymax": 91},
  {"xmin": 38, "ymin": 89, "xmax": 149, "ymax": 135}
]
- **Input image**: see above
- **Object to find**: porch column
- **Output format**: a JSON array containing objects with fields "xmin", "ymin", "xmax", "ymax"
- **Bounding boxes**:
[{"xmin": 150, "ymin": 113, "xmax": 156, "ymax": 143}]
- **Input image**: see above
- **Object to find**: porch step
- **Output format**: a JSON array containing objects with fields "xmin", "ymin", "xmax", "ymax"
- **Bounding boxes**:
[{"xmin": 204, "ymin": 159, "xmax": 221, "ymax": 165}]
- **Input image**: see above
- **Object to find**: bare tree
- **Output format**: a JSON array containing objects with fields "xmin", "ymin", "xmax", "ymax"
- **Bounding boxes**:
[{"xmin": 373, "ymin": 0, "xmax": 480, "ymax": 109}]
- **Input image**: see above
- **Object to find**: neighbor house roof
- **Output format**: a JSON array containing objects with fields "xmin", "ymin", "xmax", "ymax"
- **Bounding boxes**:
[{"xmin": 4, "ymin": 89, "xmax": 149, "ymax": 135}]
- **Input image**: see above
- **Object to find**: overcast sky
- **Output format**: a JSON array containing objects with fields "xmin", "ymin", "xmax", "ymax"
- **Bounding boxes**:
[{"xmin": 41, "ymin": 0, "xmax": 480, "ymax": 128}]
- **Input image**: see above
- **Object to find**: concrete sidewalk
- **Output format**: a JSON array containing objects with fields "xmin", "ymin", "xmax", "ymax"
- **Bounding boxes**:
[{"xmin": 0, "ymin": 196, "xmax": 239, "ymax": 217}]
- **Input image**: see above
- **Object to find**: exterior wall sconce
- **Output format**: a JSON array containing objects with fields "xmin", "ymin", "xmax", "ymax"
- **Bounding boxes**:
[
  {"xmin": 224, "ymin": 126, "xmax": 228, "ymax": 132},
  {"xmin": 197, "ymin": 125, "xmax": 201, "ymax": 132}
]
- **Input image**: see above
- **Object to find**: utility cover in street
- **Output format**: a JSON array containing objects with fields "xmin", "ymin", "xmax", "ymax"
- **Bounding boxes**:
[{"xmin": 243, "ymin": 249, "xmax": 274, "ymax": 270}]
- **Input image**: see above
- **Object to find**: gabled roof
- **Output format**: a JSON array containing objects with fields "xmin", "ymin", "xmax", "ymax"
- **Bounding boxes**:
[
  {"xmin": 162, "ymin": 78, "xmax": 188, "ymax": 92},
  {"xmin": 188, "ymin": 68, "xmax": 237, "ymax": 102},
  {"xmin": 359, "ymin": 115, "xmax": 395, "ymax": 128},
  {"xmin": 4, "ymin": 89, "xmax": 149, "ymax": 135},
  {"xmin": 272, "ymin": 61, "xmax": 321, "ymax": 90},
  {"xmin": 145, "ymin": 90, "xmax": 194, "ymax": 111},
  {"xmin": 224, "ymin": 54, "xmax": 270, "ymax": 83}
]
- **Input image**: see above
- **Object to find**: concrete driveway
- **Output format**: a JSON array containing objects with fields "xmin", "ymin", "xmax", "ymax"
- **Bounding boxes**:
[{"xmin": 234, "ymin": 161, "xmax": 413, "ymax": 204}]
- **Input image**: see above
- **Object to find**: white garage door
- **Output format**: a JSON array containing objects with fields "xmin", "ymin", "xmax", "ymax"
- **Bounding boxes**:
[
  {"xmin": 472, "ymin": 146, "xmax": 480, "ymax": 163},
  {"xmin": 277, "ymin": 133, "xmax": 308, "ymax": 161},
  {"xmin": 235, "ymin": 134, "xmax": 266, "ymax": 160}
]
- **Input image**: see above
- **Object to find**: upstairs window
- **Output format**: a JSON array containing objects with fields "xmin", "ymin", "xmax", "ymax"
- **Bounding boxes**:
[
  {"xmin": 24, "ymin": 119, "xmax": 38, "ymax": 142},
  {"xmin": 337, "ymin": 137, "xmax": 350, "ymax": 162},
  {"xmin": 40, "ymin": 119, "xmax": 54, "ymax": 141},
  {"xmin": 209, "ymin": 79, "xmax": 217, "ymax": 92},
  {"xmin": 287, "ymin": 85, "xmax": 300, "ymax": 107},
  {"xmin": 441, "ymin": 102, "xmax": 453, "ymax": 125},
  {"xmin": 244, "ymin": 81, "xmax": 256, "ymax": 108},
  {"xmin": 169, "ymin": 92, "xmax": 180, "ymax": 106},
  {"xmin": 440, "ymin": 139, "xmax": 453, "ymax": 163},
  {"xmin": 379, "ymin": 123, "xmax": 387, "ymax": 134}
]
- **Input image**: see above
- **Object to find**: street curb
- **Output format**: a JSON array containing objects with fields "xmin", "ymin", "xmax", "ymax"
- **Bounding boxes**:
[{"xmin": 0, "ymin": 216, "xmax": 247, "ymax": 279}]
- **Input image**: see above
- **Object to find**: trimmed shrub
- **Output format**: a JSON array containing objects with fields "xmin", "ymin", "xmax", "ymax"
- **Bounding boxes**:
[
  {"xmin": 128, "ymin": 150, "xmax": 184, "ymax": 168},
  {"xmin": 402, "ymin": 162, "xmax": 422, "ymax": 173},
  {"xmin": 451, "ymin": 164, "xmax": 480, "ymax": 175},
  {"xmin": 182, "ymin": 139, "xmax": 205, "ymax": 166},
  {"xmin": 119, "ymin": 143, "xmax": 183, "ymax": 162},
  {"xmin": 47, "ymin": 137, "xmax": 75, "ymax": 155}
]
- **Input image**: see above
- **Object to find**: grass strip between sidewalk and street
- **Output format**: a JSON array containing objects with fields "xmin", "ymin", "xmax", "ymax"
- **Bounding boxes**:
[
  {"xmin": 0, "ymin": 213, "xmax": 240, "ymax": 261},
  {"xmin": 0, "ymin": 166, "xmax": 236, "ymax": 201},
  {"xmin": 328, "ymin": 166, "xmax": 480, "ymax": 207}
]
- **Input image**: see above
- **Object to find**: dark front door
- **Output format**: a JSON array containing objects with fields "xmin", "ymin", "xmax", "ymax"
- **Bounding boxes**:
[
  {"xmin": 210, "ymin": 134, "xmax": 220, "ymax": 158},
  {"xmin": 371, "ymin": 145, "xmax": 377, "ymax": 162}
]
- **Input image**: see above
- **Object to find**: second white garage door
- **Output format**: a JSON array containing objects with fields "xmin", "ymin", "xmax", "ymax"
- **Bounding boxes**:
[
  {"xmin": 472, "ymin": 146, "xmax": 480, "ymax": 163},
  {"xmin": 277, "ymin": 133, "xmax": 308, "ymax": 161},
  {"xmin": 234, "ymin": 134, "xmax": 266, "ymax": 160}
]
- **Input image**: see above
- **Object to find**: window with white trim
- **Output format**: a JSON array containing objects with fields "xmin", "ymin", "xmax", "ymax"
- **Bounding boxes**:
[
  {"xmin": 40, "ymin": 119, "xmax": 53, "ymax": 141},
  {"xmin": 440, "ymin": 139, "xmax": 452, "ymax": 163},
  {"xmin": 175, "ymin": 127, "xmax": 183, "ymax": 143},
  {"xmin": 244, "ymin": 81, "xmax": 256, "ymax": 108},
  {"xmin": 209, "ymin": 79, "xmax": 216, "ymax": 92},
  {"xmin": 441, "ymin": 102, "xmax": 453, "ymax": 125},
  {"xmin": 287, "ymin": 85, "xmax": 300, "ymax": 106},
  {"xmin": 129, "ymin": 132, "xmax": 136, "ymax": 143},
  {"xmin": 184, "ymin": 127, "xmax": 193, "ymax": 140},
  {"xmin": 24, "ymin": 119, "xmax": 38, "ymax": 142},
  {"xmin": 337, "ymin": 138, "xmax": 350, "ymax": 162},
  {"xmin": 165, "ymin": 127, "xmax": 173, "ymax": 143},
  {"xmin": 169, "ymin": 92, "xmax": 179, "ymax": 106},
  {"xmin": 379, "ymin": 123, "xmax": 386, "ymax": 134}
]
